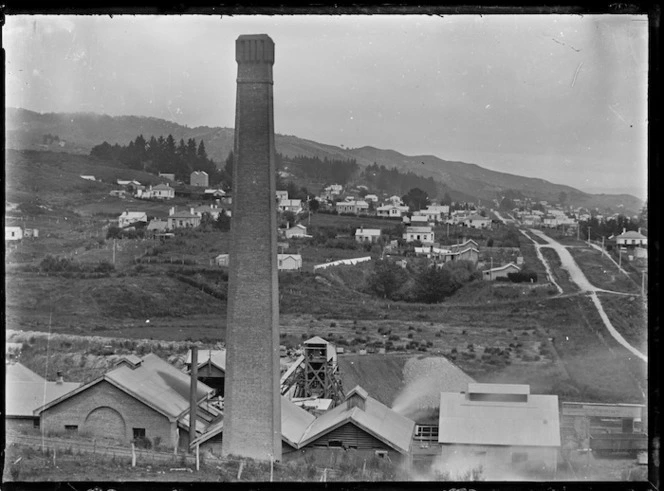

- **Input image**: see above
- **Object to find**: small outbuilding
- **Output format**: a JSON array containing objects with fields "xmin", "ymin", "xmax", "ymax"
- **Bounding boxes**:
[{"xmin": 482, "ymin": 262, "xmax": 520, "ymax": 281}]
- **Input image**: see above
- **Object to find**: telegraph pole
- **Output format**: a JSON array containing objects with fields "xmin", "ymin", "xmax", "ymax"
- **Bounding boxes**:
[{"xmin": 587, "ymin": 227, "xmax": 591, "ymax": 245}]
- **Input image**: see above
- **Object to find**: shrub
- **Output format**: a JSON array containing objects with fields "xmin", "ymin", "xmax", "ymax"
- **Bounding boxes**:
[
  {"xmin": 407, "ymin": 333, "xmax": 414, "ymax": 339},
  {"xmin": 508, "ymin": 270, "xmax": 538, "ymax": 283}
]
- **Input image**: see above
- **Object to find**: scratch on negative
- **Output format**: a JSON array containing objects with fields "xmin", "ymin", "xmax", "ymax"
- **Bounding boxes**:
[{"xmin": 571, "ymin": 61, "xmax": 583, "ymax": 88}]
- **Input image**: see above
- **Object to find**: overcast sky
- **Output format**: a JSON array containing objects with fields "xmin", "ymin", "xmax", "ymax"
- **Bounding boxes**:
[{"xmin": 4, "ymin": 14, "xmax": 648, "ymax": 198}]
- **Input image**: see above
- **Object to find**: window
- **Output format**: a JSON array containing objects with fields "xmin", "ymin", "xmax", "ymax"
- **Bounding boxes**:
[
  {"xmin": 65, "ymin": 425, "xmax": 78, "ymax": 432},
  {"xmin": 375, "ymin": 450, "xmax": 388, "ymax": 458},
  {"xmin": 33, "ymin": 419, "xmax": 40, "ymax": 429},
  {"xmin": 414, "ymin": 425, "xmax": 439, "ymax": 441},
  {"xmin": 133, "ymin": 428, "xmax": 146, "ymax": 439},
  {"xmin": 328, "ymin": 440, "xmax": 343, "ymax": 448}
]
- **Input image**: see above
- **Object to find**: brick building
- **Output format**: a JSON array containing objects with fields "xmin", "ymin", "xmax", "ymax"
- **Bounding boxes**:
[{"xmin": 34, "ymin": 354, "xmax": 214, "ymax": 449}]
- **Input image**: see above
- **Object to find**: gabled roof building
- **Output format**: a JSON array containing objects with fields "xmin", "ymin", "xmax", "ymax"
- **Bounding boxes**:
[{"xmin": 34, "ymin": 354, "xmax": 215, "ymax": 450}]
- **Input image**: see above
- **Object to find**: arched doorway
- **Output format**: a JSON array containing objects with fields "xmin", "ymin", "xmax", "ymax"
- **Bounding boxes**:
[{"xmin": 83, "ymin": 406, "xmax": 126, "ymax": 442}]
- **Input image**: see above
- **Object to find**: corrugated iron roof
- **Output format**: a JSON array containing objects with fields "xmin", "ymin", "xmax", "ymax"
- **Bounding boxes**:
[
  {"xmin": 7, "ymin": 381, "xmax": 81, "ymax": 417},
  {"xmin": 298, "ymin": 388, "xmax": 415, "ymax": 454},
  {"xmin": 36, "ymin": 354, "xmax": 215, "ymax": 420},
  {"xmin": 6, "ymin": 362, "xmax": 46, "ymax": 383},
  {"xmin": 108, "ymin": 354, "xmax": 213, "ymax": 419},
  {"xmin": 282, "ymin": 397, "xmax": 317, "ymax": 447},
  {"xmin": 189, "ymin": 397, "xmax": 315, "ymax": 449},
  {"xmin": 438, "ymin": 391, "xmax": 560, "ymax": 447}
]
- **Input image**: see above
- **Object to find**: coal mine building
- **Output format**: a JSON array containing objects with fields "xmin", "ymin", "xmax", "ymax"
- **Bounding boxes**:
[{"xmin": 34, "ymin": 354, "xmax": 215, "ymax": 450}]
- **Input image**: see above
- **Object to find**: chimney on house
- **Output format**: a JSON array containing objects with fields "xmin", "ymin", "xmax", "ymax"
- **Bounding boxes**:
[
  {"xmin": 56, "ymin": 371, "xmax": 64, "ymax": 384},
  {"xmin": 623, "ymin": 227, "xmax": 627, "ymax": 234},
  {"xmin": 638, "ymin": 227, "xmax": 641, "ymax": 234}
]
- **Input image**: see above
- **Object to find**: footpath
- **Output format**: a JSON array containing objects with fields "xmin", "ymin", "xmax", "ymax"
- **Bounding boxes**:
[{"xmin": 527, "ymin": 229, "xmax": 646, "ymax": 363}]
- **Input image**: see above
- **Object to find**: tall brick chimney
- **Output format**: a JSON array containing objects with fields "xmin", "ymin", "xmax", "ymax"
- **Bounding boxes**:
[{"xmin": 221, "ymin": 34, "xmax": 281, "ymax": 461}]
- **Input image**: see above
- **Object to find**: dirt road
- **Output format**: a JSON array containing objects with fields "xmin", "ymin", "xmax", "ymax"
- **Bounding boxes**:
[{"xmin": 528, "ymin": 229, "xmax": 647, "ymax": 363}]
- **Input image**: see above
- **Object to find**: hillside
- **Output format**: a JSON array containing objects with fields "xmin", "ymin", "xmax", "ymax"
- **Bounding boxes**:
[{"xmin": 6, "ymin": 108, "xmax": 643, "ymax": 214}]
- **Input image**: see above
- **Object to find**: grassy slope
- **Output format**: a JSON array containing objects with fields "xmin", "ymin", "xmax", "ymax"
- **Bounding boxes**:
[{"xmin": 567, "ymin": 247, "xmax": 640, "ymax": 293}]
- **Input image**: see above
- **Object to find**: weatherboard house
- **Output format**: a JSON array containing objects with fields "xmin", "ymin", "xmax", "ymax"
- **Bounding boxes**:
[{"xmin": 615, "ymin": 228, "xmax": 647, "ymax": 248}]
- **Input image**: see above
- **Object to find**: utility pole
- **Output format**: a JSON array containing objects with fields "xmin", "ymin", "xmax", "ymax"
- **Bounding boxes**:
[
  {"xmin": 587, "ymin": 227, "xmax": 591, "ymax": 245},
  {"xmin": 577, "ymin": 224, "xmax": 580, "ymax": 241},
  {"xmin": 113, "ymin": 238, "xmax": 116, "ymax": 265}
]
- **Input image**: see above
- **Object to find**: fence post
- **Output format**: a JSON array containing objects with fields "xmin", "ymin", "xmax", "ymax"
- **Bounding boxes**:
[
  {"xmin": 237, "ymin": 460, "xmax": 244, "ymax": 480},
  {"xmin": 131, "ymin": 442, "xmax": 136, "ymax": 467},
  {"xmin": 53, "ymin": 447, "xmax": 56, "ymax": 466},
  {"xmin": 270, "ymin": 455, "xmax": 273, "ymax": 482},
  {"xmin": 196, "ymin": 444, "xmax": 199, "ymax": 472}
]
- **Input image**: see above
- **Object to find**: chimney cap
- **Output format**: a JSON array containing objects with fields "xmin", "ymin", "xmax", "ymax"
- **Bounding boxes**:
[{"xmin": 236, "ymin": 34, "xmax": 275, "ymax": 64}]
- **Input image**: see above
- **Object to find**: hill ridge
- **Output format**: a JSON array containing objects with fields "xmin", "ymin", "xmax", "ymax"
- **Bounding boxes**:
[{"xmin": 5, "ymin": 107, "xmax": 643, "ymax": 213}]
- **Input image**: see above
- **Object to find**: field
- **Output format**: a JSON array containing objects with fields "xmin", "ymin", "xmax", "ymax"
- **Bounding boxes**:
[
  {"xmin": 516, "ymin": 231, "xmax": 548, "ymax": 278},
  {"xmin": 540, "ymin": 247, "xmax": 579, "ymax": 294},
  {"xmin": 567, "ymin": 247, "xmax": 641, "ymax": 294},
  {"xmin": 596, "ymin": 293, "xmax": 647, "ymax": 353}
]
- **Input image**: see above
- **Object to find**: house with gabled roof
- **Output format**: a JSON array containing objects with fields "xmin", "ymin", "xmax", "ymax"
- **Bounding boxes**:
[
  {"xmin": 285, "ymin": 223, "xmax": 310, "ymax": 239},
  {"xmin": 34, "ymin": 354, "xmax": 215, "ymax": 449},
  {"xmin": 482, "ymin": 262, "xmax": 521, "ymax": 281},
  {"xmin": 118, "ymin": 211, "xmax": 148, "ymax": 229}
]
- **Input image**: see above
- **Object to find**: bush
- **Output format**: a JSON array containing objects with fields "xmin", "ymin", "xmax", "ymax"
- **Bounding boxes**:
[{"xmin": 507, "ymin": 270, "xmax": 538, "ymax": 283}]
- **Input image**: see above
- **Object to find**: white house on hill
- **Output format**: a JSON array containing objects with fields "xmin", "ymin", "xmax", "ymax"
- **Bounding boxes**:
[
  {"xmin": 118, "ymin": 211, "xmax": 148, "ymax": 228},
  {"xmin": 355, "ymin": 227, "xmax": 382, "ymax": 243},
  {"xmin": 403, "ymin": 226, "xmax": 434, "ymax": 245}
]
